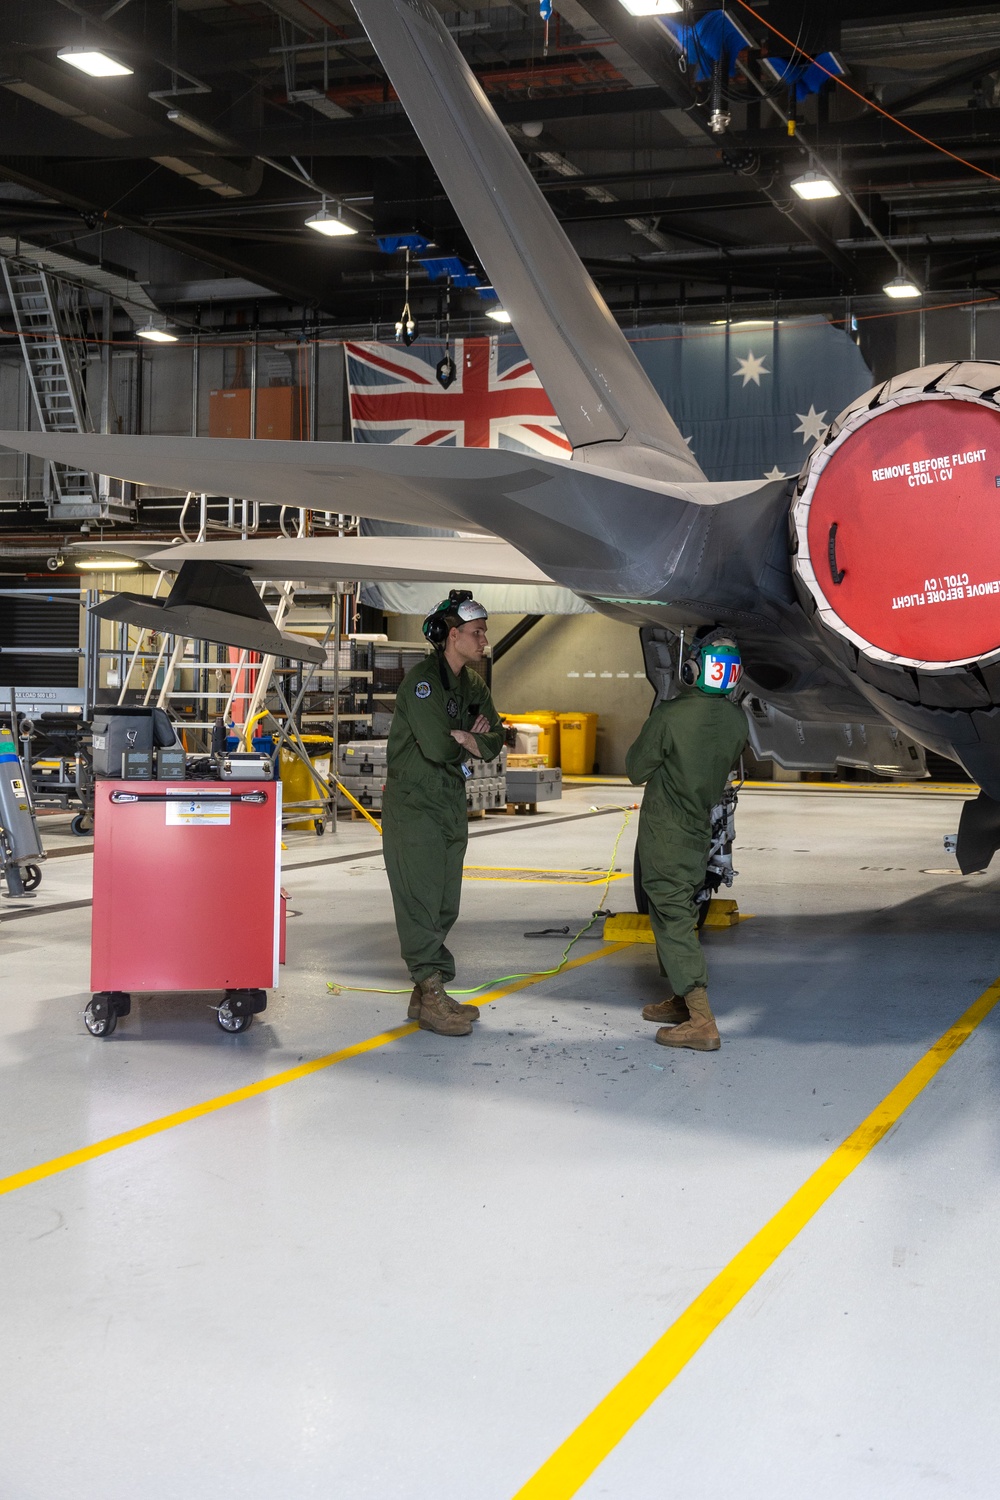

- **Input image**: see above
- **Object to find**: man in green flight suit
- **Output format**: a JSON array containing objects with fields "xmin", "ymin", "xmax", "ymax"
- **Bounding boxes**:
[
  {"xmin": 382, "ymin": 590, "xmax": 506, "ymax": 1038},
  {"xmin": 625, "ymin": 630, "xmax": 748, "ymax": 1052}
]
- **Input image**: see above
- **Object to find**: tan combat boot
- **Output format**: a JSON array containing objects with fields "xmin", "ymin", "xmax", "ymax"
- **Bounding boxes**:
[
  {"xmin": 408, "ymin": 982, "xmax": 479, "ymax": 1023},
  {"xmin": 655, "ymin": 985, "xmax": 720, "ymax": 1051},
  {"xmin": 641, "ymin": 994, "xmax": 689, "ymax": 1024},
  {"xmin": 416, "ymin": 972, "xmax": 473, "ymax": 1037}
]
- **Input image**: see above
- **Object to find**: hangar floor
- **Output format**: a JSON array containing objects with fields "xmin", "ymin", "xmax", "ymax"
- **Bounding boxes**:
[{"xmin": 1, "ymin": 784, "xmax": 997, "ymax": 1499}]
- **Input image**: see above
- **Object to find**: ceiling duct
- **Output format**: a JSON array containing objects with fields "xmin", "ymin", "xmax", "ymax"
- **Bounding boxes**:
[{"xmin": 0, "ymin": 51, "xmax": 262, "ymax": 199}]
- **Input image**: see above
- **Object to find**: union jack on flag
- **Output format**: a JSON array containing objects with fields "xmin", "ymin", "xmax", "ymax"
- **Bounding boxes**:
[{"xmin": 345, "ymin": 338, "xmax": 570, "ymax": 457}]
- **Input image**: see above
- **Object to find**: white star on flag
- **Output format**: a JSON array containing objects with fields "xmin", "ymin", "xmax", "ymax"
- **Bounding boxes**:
[
  {"xmin": 793, "ymin": 404, "xmax": 828, "ymax": 444},
  {"xmin": 763, "ymin": 464, "xmax": 787, "ymax": 480},
  {"xmin": 733, "ymin": 350, "xmax": 770, "ymax": 386}
]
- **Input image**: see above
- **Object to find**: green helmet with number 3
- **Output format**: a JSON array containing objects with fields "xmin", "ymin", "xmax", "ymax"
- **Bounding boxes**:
[{"xmin": 682, "ymin": 633, "xmax": 743, "ymax": 695}]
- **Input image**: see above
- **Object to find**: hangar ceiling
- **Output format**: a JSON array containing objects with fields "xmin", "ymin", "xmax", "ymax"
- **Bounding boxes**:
[{"xmin": 0, "ymin": 0, "xmax": 999, "ymax": 328}]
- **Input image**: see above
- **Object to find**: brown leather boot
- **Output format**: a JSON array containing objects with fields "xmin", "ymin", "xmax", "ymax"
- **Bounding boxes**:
[
  {"xmin": 408, "ymin": 981, "xmax": 479, "ymax": 1022},
  {"xmin": 641, "ymin": 995, "xmax": 689, "ymax": 1024},
  {"xmin": 417, "ymin": 973, "xmax": 473, "ymax": 1037},
  {"xmin": 655, "ymin": 985, "xmax": 720, "ymax": 1051}
]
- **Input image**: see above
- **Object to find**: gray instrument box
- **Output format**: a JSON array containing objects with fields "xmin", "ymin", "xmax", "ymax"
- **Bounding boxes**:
[
  {"xmin": 504, "ymin": 766, "xmax": 562, "ymax": 803},
  {"xmin": 339, "ymin": 740, "xmax": 388, "ymax": 778},
  {"xmin": 91, "ymin": 707, "xmax": 177, "ymax": 779},
  {"xmin": 337, "ymin": 774, "xmax": 384, "ymax": 812}
]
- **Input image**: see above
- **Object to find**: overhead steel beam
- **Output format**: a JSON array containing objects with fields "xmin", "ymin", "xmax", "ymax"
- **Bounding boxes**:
[
  {"xmin": 570, "ymin": 0, "xmax": 861, "ymax": 287},
  {"xmin": 0, "ymin": 160, "xmax": 331, "ymax": 311},
  {"xmin": 888, "ymin": 47, "xmax": 1000, "ymax": 115}
]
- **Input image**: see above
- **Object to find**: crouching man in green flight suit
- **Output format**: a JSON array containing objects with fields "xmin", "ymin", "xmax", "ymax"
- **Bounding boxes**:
[
  {"xmin": 625, "ymin": 631, "xmax": 748, "ymax": 1052},
  {"xmin": 382, "ymin": 590, "xmax": 506, "ymax": 1038}
]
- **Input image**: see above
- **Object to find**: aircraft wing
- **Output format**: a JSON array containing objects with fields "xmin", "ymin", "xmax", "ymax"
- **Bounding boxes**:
[
  {"xmin": 142, "ymin": 535, "xmax": 557, "ymax": 586},
  {"xmin": 0, "ymin": 431, "xmax": 775, "ymax": 612}
]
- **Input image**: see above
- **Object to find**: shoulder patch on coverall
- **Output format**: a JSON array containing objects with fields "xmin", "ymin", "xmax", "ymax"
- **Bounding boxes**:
[{"xmin": 415, "ymin": 681, "xmax": 432, "ymax": 699}]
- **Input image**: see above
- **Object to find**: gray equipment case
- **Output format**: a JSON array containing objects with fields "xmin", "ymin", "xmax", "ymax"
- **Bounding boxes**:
[{"xmin": 91, "ymin": 707, "xmax": 178, "ymax": 778}]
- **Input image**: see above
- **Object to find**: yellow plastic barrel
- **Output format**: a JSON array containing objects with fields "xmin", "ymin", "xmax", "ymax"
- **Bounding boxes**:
[
  {"xmin": 557, "ymin": 711, "xmax": 598, "ymax": 775},
  {"xmin": 521, "ymin": 711, "xmax": 560, "ymax": 768},
  {"xmin": 279, "ymin": 734, "xmax": 334, "ymax": 830}
]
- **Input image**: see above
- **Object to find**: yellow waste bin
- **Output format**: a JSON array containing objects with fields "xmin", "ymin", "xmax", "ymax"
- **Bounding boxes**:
[
  {"xmin": 522, "ymin": 711, "xmax": 561, "ymax": 768},
  {"xmin": 280, "ymin": 734, "xmax": 334, "ymax": 831},
  {"xmin": 557, "ymin": 712, "xmax": 598, "ymax": 775}
]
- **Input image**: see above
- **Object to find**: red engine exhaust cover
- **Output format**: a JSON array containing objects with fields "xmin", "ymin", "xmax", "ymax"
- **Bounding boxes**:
[{"xmin": 793, "ymin": 364, "xmax": 1000, "ymax": 669}]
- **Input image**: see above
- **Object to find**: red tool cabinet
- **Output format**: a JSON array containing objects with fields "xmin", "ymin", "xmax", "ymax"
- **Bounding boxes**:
[{"xmin": 87, "ymin": 780, "xmax": 283, "ymax": 1037}]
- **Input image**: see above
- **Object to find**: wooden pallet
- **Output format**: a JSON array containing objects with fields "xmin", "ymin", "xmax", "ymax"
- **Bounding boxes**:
[{"xmin": 486, "ymin": 801, "xmax": 539, "ymax": 816}]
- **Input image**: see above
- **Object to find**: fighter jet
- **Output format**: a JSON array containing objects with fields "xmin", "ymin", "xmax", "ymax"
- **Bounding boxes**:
[{"xmin": 3, "ymin": 0, "xmax": 1000, "ymax": 869}]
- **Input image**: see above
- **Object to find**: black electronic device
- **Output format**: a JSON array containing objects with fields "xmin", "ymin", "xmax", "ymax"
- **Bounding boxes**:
[
  {"xmin": 122, "ymin": 749, "xmax": 154, "ymax": 780},
  {"xmin": 156, "ymin": 748, "xmax": 186, "ymax": 780}
]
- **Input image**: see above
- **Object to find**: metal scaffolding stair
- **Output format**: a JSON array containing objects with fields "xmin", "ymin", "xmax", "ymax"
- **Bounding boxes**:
[{"xmin": 1, "ymin": 257, "xmax": 130, "ymax": 521}]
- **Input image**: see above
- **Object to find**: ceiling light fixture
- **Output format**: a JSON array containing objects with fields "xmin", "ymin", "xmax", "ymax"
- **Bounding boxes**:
[
  {"xmin": 305, "ymin": 198, "xmax": 358, "ymax": 237},
  {"xmin": 76, "ymin": 557, "xmax": 142, "ymax": 571},
  {"xmin": 883, "ymin": 273, "xmax": 921, "ymax": 299},
  {"xmin": 57, "ymin": 48, "xmax": 133, "ymax": 78},
  {"xmin": 791, "ymin": 168, "xmax": 840, "ymax": 201},
  {"xmin": 486, "ymin": 306, "xmax": 512, "ymax": 324},
  {"xmin": 618, "ymin": 0, "xmax": 683, "ymax": 15},
  {"xmin": 135, "ymin": 321, "xmax": 179, "ymax": 343}
]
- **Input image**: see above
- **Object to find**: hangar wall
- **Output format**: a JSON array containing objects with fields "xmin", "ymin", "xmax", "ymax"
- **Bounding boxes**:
[
  {"xmin": 388, "ymin": 611, "xmax": 651, "ymax": 776},
  {"xmin": 3, "ymin": 297, "xmax": 996, "ymax": 507}
]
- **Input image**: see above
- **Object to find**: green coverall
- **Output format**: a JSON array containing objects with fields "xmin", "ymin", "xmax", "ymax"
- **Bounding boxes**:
[
  {"xmin": 625, "ymin": 689, "xmax": 748, "ymax": 997},
  {"xmin": 382, "ymin": 655, "xmax": 505, "ymax": 984}
]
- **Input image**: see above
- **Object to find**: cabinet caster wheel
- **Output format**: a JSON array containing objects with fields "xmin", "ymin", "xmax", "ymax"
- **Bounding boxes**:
[
  {"xmin": 70, "ymin": 813, "xmax": 92, "ymax": 837},
  {"xmin": 22, "ymin": 865, "xmax": 42, "ymax": 892},
  {"xmin": 217, "ymin": 999, "xmax": 253, "ymax": 1033},
  {"xmin": 314, "ymin": 819, "xmax": 325, "ymax": 836},
  {"xmin": 85, "ymin": 994, "xmax": 118, "ymax": 1037}
]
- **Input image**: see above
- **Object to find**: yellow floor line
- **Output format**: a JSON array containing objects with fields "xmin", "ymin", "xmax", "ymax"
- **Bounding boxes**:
[
  {"xmin": 464, "ymin": 867, "xmax": 628, "ymax": 886},
  {"xmin": 0, "ymin": 943, "xmax": 625, "ymax": 1202},
  {"xmin": 512, "ymin": 975, "xmax": 1000, "ymax": 1500}
]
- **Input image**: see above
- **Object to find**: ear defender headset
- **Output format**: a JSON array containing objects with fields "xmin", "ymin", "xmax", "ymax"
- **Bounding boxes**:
[
  {"xmin": 422, "ymin": 589, "xmax": 488, "ymax": 646},
  {"xmin": 680, "ymin": 631, "xmax": 743, "ymax": 695}
]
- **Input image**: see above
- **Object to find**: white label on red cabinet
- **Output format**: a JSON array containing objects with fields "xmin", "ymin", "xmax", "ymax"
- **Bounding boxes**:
[{"xmin": 165, "ymin": 786, "xmax": 232, "ymax": 826}]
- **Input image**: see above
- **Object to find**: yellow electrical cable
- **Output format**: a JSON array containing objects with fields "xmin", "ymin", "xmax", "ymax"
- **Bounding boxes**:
[
  {"xmin": 327, "ymin": 806, "xmax": 634, "ymax": 997},
  {"xmin": 242, "ymin": 710, "xmax": 271, "ymax": 750}
]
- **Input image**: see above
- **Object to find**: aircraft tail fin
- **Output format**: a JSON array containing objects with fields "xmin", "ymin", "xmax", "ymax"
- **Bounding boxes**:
[{"xmin": 351, "ymin": 0, "xmax": 704, "ymax": 485}]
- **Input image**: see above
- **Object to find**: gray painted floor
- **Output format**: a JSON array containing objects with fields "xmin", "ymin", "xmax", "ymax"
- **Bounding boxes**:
[{"xmin": 1, "ymin": 785, "xmax": 997, "ymax": 1498}]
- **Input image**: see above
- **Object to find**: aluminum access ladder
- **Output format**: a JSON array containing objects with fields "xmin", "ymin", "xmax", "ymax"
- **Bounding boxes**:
[{"xmin": 1, "ymin": 257, "xmax": 129, "ymax": 522}]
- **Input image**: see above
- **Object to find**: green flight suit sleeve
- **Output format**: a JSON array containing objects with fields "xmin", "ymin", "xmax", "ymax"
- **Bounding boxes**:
[
  {"xmin": 403, "ymin": 676, "xmax": 466, "ymax": 766},
  {"xmin": 470, "ymin": 679, "xmax": 505, "ymax": 761},
  {"xmin": 625, "ymin": 705, "xmax": 671, "ymax": 785}
]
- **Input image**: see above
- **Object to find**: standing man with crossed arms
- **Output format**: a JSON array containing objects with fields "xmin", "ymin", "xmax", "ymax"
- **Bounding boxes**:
[{"xmin": 382, "ymin": 590, "xmax": 506, "ymax": 1037}]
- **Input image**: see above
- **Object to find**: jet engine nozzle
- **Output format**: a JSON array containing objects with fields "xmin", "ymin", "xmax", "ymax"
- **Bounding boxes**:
[{"xmin": 792, "ymin": 363, "xmax": 1000, "ymax": 682}]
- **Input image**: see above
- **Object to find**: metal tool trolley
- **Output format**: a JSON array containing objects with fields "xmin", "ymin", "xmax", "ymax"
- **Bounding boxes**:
[{"xmin": 87, "ymin": 779, "xmax": 283, "ymax": 1037}]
